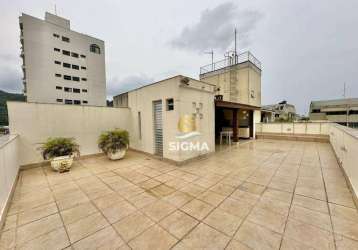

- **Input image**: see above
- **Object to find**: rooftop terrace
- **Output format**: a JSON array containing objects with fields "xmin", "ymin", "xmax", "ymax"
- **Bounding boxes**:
[{"xmin": 1, "ymin": 139, "xmax": 357, "ymax": 249}]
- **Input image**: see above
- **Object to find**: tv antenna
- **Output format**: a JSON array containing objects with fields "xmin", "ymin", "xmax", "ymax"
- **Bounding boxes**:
[
  {"xmin": 54, "ymin": 4, "xmax": 57, "ymax": 15},
  {"xmin": 204, "ymin": 50, "xmax": 214, "ymax": 70},
  {"xmin": 343, "ymin": 82, "xmax": 346, "ymax": 98}
]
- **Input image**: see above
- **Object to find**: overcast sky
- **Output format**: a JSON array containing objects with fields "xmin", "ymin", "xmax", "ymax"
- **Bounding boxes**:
[{"xmin": 0, "ymin": 0, "xmax": 357, "ymax": 114}]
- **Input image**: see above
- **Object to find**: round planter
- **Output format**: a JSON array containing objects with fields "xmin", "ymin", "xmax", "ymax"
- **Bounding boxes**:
[
  {"xmin": 107, "ymin": 149, "xmax": 127, "ymax": 160},
  {"xmin": 50, "ymin": 155, "xmax": 74, "ymax": 173}
]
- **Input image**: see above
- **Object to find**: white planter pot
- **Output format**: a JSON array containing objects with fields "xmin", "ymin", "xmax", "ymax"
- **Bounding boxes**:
[
  {"xmin": 107, "ymin": 149, "xmax": 127, "ymax": 160},
  {"xmin": 51, "ymin": 155, "xmax": 74, "ymax": 173}
]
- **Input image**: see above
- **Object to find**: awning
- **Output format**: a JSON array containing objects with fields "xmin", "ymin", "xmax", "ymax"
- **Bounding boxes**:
[{"xmin": 215, "ymin": 100, "xmax": 261, "ymax": 110}]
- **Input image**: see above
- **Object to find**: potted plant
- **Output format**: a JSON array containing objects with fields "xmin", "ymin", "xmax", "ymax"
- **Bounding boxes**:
[
  {"xmin": 98, "ymin": 129, "xmax": 129, "ymax": 160},
  {"xmin": 39, "ymin": 137, "xmax": 80, "ymax": 172}
]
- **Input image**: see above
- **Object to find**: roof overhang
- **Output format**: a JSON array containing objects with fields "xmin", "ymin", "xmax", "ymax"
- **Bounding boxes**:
[{"xmin": 215, "ymin": 100, "xmax": 261, "ymax": 110}]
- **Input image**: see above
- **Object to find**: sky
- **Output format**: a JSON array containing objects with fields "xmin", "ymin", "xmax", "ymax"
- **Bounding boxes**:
[{"xmin": 0, "ymin": 0, "xmax": 357, "ymax": 115}]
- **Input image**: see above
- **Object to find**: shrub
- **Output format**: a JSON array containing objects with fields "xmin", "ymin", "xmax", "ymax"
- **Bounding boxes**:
[
  {"xmin": 39, "ymin": 137, "xmax": 80, "ymax": 160},
  {"xmin": 98, "ymin": 129, "xmax": 129, "ymax": 154}
]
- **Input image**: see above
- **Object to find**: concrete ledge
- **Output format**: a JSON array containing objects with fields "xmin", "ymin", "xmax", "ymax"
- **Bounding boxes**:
[
  {"xmin": 0, "ymin": 171, "xmax": 19, "ymax": 231},
  {"xmin": 256, "ymin": 133, "xmax": 329, "ymax": 143}
]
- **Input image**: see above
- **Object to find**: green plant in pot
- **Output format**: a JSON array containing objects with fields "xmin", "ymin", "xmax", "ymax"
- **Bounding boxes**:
[
  {"xmin": 98, "ymin": 129, "xmax": 129, "ymax": 160},
  {"xmin": 39, "ymin": 137, "xmax": 80, "ymax": 172}
]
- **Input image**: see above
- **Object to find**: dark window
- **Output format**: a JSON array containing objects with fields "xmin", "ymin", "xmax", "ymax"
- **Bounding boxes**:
[
  {"xmin": 80, "ymin": 54, "xmax": 86, "ymax": 58},
  {"xmin": 74, "ymin": 100, "xmax": 81, "ymax": 105},
  {"xmin": 82, "ymin": 100, "xmax": 88, "ymax": 104},
  {"xmin": 166, "ymin": 98, "xmax": 174, "ymax": 111},
  {"xmin": 65, "ymin": 99, "xmax": 72, "ymax": 104},
  {"xmin": 73, "ymin": 88, "xmax": 80, "ymax": 93},
  {"xmin": 54, "ymin": 60, "xmax": 61, "ymax": 65},
  {"xmin": 62, "ymin": 36, "xmax": 70, "ymax": 42},
  {"xmin": 81, "ymin": 66, "xmax": 87, "ymax": 70},
  {"xmin": 56, "ymin": 86, "xmax": 62, "ymax": 90},
  {"xmin": 350, "ymin": 110, "xmax": 358, "ymax": 115},
  {"xmin": 64, "ymin": 87, "xmax": 72, "ymax": 92},
  {"xmin": 71, "ymin": 52, "xmax": 79, "ymax": 58},
  {"xmin": 326, "ymin": 111, "xmax": 347, "ymax": 115},
  {"xmin": 63, "ymin": 63, "xmax": 71, "ymax": 68},
  {"xmin": 90, "ymin": 44, "xmax": 101, "ymax": 54},
  {"xmin": 72, "ymin": 76, "xmax": 80, "ymax": 82},
  {"xmin": 312, "ymin": 109, "xmax": 321, "ymax": 113},
  {"xmin": 81, "ymin": 78, "xmax": 87, "ymax": 81},
  {"xmin": 55, "ymin": 73, "xmax": 61, "ymax": 77},
  {"xmin": 62, "ymin": 50, "xmax": 70, "ymax": 56},
  {"xmin": 54, "ymin": 48, "xmax": 60, "ymax": 52},
  {"xmin": 53, "ymin": 33, "xmax": 60, "ymax": 38},
  {"xmin": 56, "ymin": 98, "xmax": 63, "ymax": 102},
  {"xmin": 64, "ymin": 75, "xmax": 71, "ymax": 80},
  {"xmin": 82, "ymin": 89, "xmax": 87, "ymax": 93},
  {"xmin": 72, "ymin": 64, "xmax": 79, "ymax": 70}
]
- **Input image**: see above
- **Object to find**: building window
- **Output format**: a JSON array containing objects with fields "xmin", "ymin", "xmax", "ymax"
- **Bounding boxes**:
[
  {"xmin": 53, "ymin": 34, "xmax": 60, "ymax": 38},
  {"xmin": 74, "ymin": 100, "xmax": 81, "ymax": 105},
  {"xmin": 55, "ymin": 73, "xmax": 61, "ymax": 77},
  {"xmin": 63, "ymin": 63, "xmax": 71, "ymax": 68},
  {"xmin": 54, "ymin": 48, "xmax": 60, "ymax": 52},
  {"xmin": 64, "ymin": 87, "xmax": 72, "ymax": 92},
  {"xmin": 62, "ymin": 36, "xmax": 70, "ymax": 42},
  {"xmin": 138, "ymin": 112, "xmax": 142, "ymax": 140},
  {"xmin": 54, "ymin": 60, "xmax": 61, "ymax": 65},
  {"xmin": 80, "ymin": 54, "xmax": 86, "ymax": 58},
  {"xmin": 56, "ymin": 98, "xmax": 63, "ymax": 102},
  {"xmin": 90, "ymin": 44, "xmax": 101, "ymax": 54},
  {"xmin": 62, "ymin": 50, "xmax": 70, "ymax": 56},
  {"xmin": 81, "ymin": 78, "xmax": 87, "ymax": 81},
  {"xmin": 72, "ymin": 76, "xmax": 80, "ymax": 82},
  {"xmin": 312, "ymin": 109, "xmax": 321, "ymax": 113},
  {"xmin": 82, "ymin": 89, "xmax": 87, "ymax": 93},
  {"xmin": 73, "ymin": 88, "xmax": 80, "ymax": 93},
  {"xmin": 81, "ymin": 66, "xmax": 87, "ymax": 70},
  {"xmin": 83, "ymin": 100, "xmax": 88, "ymax": 104},
  {"xmin": 166, "ymin": 98, "xmax": 174, "ymax": 111},
  {"xmin": 72, "ymin": 64, "xmax": 79, "ymax": 70},
  {"xmin": 64, "ymin": 75, "xmax": 71, "ymax": 80},
  {"xmin": 56, "ymin": 86, "xmax": 62, "ymax": 90},
  {"xmin": 65, "ymin": 99, "xmax": 72, "ymax": 104},
  {"xmin": 71, "ymin": 52, "xmax": 79, "ymax": 58}
]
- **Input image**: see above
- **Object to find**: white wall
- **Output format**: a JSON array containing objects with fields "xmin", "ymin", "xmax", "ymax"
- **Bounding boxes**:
[
  {"xmin": 256, "ymin": 122, "xmax": 331, "ymax": 135},
  {"xmin": 0, "ymin": 135, "xmax": 19, "ymax": 228},
  {"xmin": 8, "ymin": 102, "xmax": 130, "ymax": 166}
]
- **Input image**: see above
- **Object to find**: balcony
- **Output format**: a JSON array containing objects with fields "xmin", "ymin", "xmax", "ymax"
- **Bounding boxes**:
[{"xmin": 0, "ymin": 122, "xmax": 357, "ymax": 249}]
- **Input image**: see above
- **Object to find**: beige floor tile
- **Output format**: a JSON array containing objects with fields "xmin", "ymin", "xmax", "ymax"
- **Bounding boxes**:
[
  {"xmin": 197, "ymin": 190, "xmax": 226, "ymax": 207},
  {"xmin": 247, "ymin": 207, "xmax": 287, "ymax": 234},
  {"xmin": 204, "ymin": 208, "xmax": 242, "ymax": 236},
  {"xmin": 280, "ymin": 236, "xmax": 315, "ymax": 250},
  {"xmin": 225, "ymin": 239, "xmax": 252, "ymax": 250},
  {"xmin": 60, "ymin": 202, "xmax": 98, "ymax": 225},
  {"xmin": 141, "ymin": 200, "xmax": 176, "ymax": 222},
  {"xmin": 0, "ymin": 229, "xmax": 16, "ymax": 249},
  {"xmin": 138, "ymin": 179, "xmax": 161, "ymax": 190},
  {"xmin": 113, "ymin": 211, "xmax": 154, "ymax": 242},
  {"xmin": 127, "ymin": 191, "xmax": 158, "ymax": 209},
  {"xmin": 335, "ymin": 234, "xmax": 358, "ymax": 250},
  {"xmin": 210, "ymin": 183, "xmax": 235, "ymax": 196},
  {"xmin": 230, "ymin": 190, "xmax": 260, "ymax": 206},
  {"xmin": 101, "ymin": 200, "xmax": 137, "ymax": 224},
  {"xmin": 292, "ymin": 194, "xmax": 329, "ymax": 214},
  {"xmin": 128, "ymin": 224, "xmax": 177, "ymax": 250},
  {"xmin": 254, "ymin": 197, "xmax": 290, "ymax": 216},
  {"xmin": 284, "ymin": 219, "xmax": 335, "ymax": 250},
  {"xmin": 159, "ymin": 210, "xmax": 199, "ymax": 239},
  {"xmin": 181, "ymin": 199, "xmax": 214, "ymax": 221},
  {"xmin": 65, "ymin": 212, "xmax": 109, "ymax": 243},
  {"xmin": 180, "ymin": 183, "xmax": 206, "ymax": 197},
  {"xmin": 219, "ymin": 198, "xmax": 253, "ymax": 218},
  {"xmin": 72, "ymin": 226, "xmax": 124, "ymax": 250},
  {"xmin": 289, "ymin": 205, "xmax": 332, "ymax": 231},
  {"xmin": 17, "ymin": 202, "xmax": 58, "ymax": 226},
  {"xmin": 234, "ymin": 221, "xmax": 282, "ymax": 250},
  {"xmin": 17, "ymin": 227, "xmax": 70, "ymax": 250},
  {"xmin": 163, "ymin": 191, "xmax": 194, "ymax": 208},
  {"xmin": 56, "ymin": 191, "xmax": 90, "ymax": 211},
  {"xmin": 148, "ymin": 184, "xmax": 176, "ymax": 198},
  {"xmin": 262, "ymin": 188, "xmax": 292, "ymax": 203},
  {"xmin": 329, "ymin": 203, "xmax": 358, "ymax": 222},
  {"xmin": 1, "ymin": 215, "xmax": 17, "ymax": 232},
  {"xmin": 179, "ymin": 223, "xmax": 230, "ymax": 249},
  {"xmin": 92, "ymin": 193, "xmax": 124, "ymax": 210},
  {"xmin": 331, "ymin": 215, "xmax": 358, "ymax": 241},
  {"xmin": 239, "ymin": 182, "xmax": 266, "ymax": 195}
]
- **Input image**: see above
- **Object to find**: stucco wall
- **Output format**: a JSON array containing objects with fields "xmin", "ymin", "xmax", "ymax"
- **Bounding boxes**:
[{"xmin": 8, "ymin": 102, "xmax": 130, "ymax": 166}]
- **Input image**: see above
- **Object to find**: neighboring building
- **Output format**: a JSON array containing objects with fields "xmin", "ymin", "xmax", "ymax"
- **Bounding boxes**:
[
  {"xmin": 263, "ymin": 100, "xmax": 297, "ymax": 121},
  {"xmin": 309, "ymin": 98, "xmax": 358, "ymax": 128},
  {"xmin": 260, "ymin": 107, "xmax": 276, "ymax": 123},
  {"xmin": 19, "ymin": 12, "xmax": 106, "ymax": 106}
]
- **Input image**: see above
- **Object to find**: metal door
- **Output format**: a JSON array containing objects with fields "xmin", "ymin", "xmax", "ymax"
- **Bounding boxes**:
[{"xmin": 153, "ymin": 100, "xmax": 163, "ymax": 157}]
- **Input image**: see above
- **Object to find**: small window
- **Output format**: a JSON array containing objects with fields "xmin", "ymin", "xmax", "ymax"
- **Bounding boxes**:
[
  {"xmin": 81, "ymin": 78, "xmax": 87, "ymax": 81},
  {"xmin": 73, "ymin": 88, "xmax": 80, "ymax": 93},
  {"xmin": 71, "ymin": 52, "xmax": 79, "ymax": 58},
  {"xmin": 56, "ymin": 98, "xmax": 63, "ymax": 102},
  {"xmin": 90, "ymin": 44, "xmax": 101, "ymax": 54},
  {"xmin": 54, "ymin": 48, "xmax": 60, "ymax": 52},
  {"xmin": 72, "ymin": 64, "xmax": 79, "ymax": 70},
  {"xmin": 81, "ymin": 66, "xmax": 87, "ymax": 70},
  {"xmin": 55, "ymin": 73, "xmax": 61, "ymax": 77},
  {"xmin": 82, "ymin": 100, "xmax": 88, "ymax": 104},
  {"xmin": 65, "ymin": 99, "xmax": 72, "ymax": 104},
  {"xmin": 63, "ymin": 63, "xmax": 71, "ymax": 68},
  {"xmin": 166, "ymin": 98, "xmax": 174, "ymax": 111},
  {"xmin": 64, "ymin": 75, "xmax": 71, "ymax": 80},
  {"xmin": 53, "ymin": 33, "xmax": 60, "ymax": 38},
  {"xmin": 72, "ymin": 76, "xmax": 80, "ymax": 82},
  {"xmin": 56, "ymin": 86, "xmax": 62, "ymax": 90},
  {"xmin": 74, "ymin": 100, "xmax": 81, "ymax": 105},
  {"xmin": 62, "ymin": 36, "xmax": 70, "ymax": 42},
  {"xmin": 80, "ymin": 54, "xmax": 86, "ymax": 58},
  {"xmin": 62, "ymin": 50, "xmax": 70, "ymax": 56},
  {"xmin": 64, "ymin": 87, "xmax": 72, "ymax": 92},
  {"xmin": 54, "ymin": 60, "xmax": 61, "ymax": 65},
  {"xmin": 82, "ymin": 89, "xmax": 87, "ymax": 93}
]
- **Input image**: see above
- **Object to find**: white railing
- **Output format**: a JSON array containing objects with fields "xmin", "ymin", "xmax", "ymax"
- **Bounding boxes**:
[
  {"xmin": 255, "ymin": 122, "xmax": 331, "ymax": 135},
  {"xmin": 0, "ymin": 135, "xmax": 19, "ymax": 228}
]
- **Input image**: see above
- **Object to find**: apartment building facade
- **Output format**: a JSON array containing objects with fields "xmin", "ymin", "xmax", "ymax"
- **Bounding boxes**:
[
  {"xmin": 19, "ymin": 12, "xmax": 106, "ymax": 106},
  {"xmin": 263, "ymin": 100, "xmax": 297, "ymax": 121}
]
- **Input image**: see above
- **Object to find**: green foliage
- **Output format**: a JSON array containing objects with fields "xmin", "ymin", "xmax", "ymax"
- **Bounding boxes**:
[
  {"xmin": 0, "ymin": 90, "xmax": 25, "ymax": 126},
  {"xmin": 39, "ymin": 137, "xmax": 80, "ymax": 160},
  {"xmin": 98, "ymin": 129, "xmax": 129, "ymax": 154}
]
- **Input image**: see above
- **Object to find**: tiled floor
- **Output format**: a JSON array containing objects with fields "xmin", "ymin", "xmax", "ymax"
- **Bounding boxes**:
[{"xmin": 1, "ymin": 139, "xmax": 358, "ymax": 249}]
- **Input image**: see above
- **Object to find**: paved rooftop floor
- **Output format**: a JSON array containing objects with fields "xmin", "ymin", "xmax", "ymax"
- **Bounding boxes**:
[{"xmin": 1, "ymin": 139, "xmax": 358, "ymax": 250}]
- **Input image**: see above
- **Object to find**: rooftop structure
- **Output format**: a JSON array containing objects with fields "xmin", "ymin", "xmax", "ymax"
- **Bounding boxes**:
[{"xmin": 263, "ymin": 100, "xmax": 297, "ymax": 121}]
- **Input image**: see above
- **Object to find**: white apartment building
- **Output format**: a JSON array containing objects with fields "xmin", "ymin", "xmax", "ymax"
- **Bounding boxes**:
[{"xmin": 19, "ymin": 12, "xmax": 106, "ymax": 106}]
